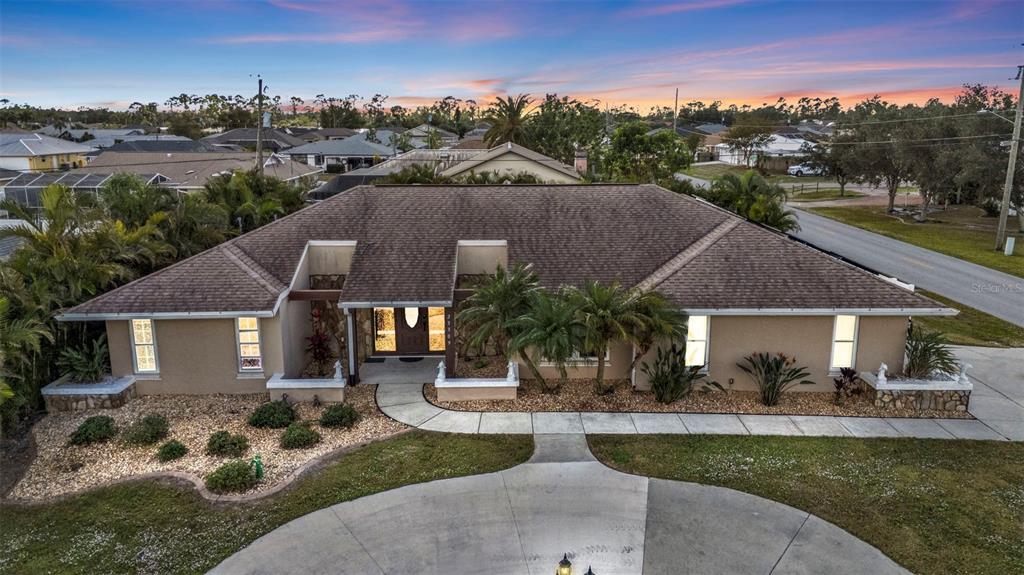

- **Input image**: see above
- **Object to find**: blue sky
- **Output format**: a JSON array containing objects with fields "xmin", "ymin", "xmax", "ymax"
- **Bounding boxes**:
[{"xmin": 0, "ymin": 0, "xmax": 1021, "ymax": 110}]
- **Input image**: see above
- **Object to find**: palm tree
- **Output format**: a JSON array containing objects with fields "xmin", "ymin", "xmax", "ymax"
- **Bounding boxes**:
[
  {"xmin": 510, "ymin": 290, "xmax": 583, "ymax": 393},
  {"xmin": 567, "ymin": 281, "xmax": 646, "ymax": 394},
  {"xmin": 456, "ymin": 263, "xmax": 546, "ymax": 385},
  {"xmin": 0, "ymin": 295, "xmax": 52, "ymax": 408},
  {"xmin": 627, "ymin": 290, "xmax": 687, "ymax": 373},
  {"xmin": 708, "ymin": 170, "xmax": 800, "ymax": 232},
  {"xmin": 484, "ymin": 94, "xmax": 533, "ymax": 147}
]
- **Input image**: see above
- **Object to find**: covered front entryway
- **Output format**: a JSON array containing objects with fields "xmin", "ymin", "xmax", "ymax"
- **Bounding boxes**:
[
  {"xmin": 359, "ymin": 358, "xmax": 441, "ymax": 385},
  {"xmin": 371, "ymin": 307, "xmax": 446, "ymax": 357}
]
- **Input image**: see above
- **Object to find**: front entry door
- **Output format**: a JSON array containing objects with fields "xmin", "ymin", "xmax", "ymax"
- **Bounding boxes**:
[{"xmin": 395, "ymin": 307, "xmax": 429, "ymax": 355}]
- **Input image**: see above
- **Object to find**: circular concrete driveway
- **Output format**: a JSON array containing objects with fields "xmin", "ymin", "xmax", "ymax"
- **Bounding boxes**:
[{"xmin": 210, "ymin": 435, "xmax": 908, "ymax": 575}]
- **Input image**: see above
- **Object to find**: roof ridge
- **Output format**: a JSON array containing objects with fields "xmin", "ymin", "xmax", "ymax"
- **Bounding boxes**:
[
  {"xmin": 222, "ymin": 244, "xmax": 287, "ymax": 295},
  {"xmin": 636, "ymin": 218, "xmax": 740, "ymax": 292}
]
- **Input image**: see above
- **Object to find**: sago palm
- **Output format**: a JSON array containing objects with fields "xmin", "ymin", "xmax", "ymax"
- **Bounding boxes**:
[
  {"xmin": 510, "ymin": 290, "xmax": 583, "ymax": 393},
  {"xmin": 567, "ymin": 281, "xmax": 645, "ymax": 394},
  {"xmin": 456, "ymin": 263, "xmax": 545, "ymax": 382}
]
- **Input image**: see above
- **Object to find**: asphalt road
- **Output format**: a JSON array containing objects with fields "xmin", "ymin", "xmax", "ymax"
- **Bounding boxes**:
[{"xmin": 789, "ymin": 208, "xmax": 1024, "ymax": 327}]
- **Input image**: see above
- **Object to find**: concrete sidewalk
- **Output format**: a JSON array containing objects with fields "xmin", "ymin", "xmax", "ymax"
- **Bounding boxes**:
[
  {"xmin": 376, "ymin": 384, "xmax": 1016, "ymax": 441},
  {"xmin": 210, "ymin": 435, "xmax": 909, "ymax": 575}
]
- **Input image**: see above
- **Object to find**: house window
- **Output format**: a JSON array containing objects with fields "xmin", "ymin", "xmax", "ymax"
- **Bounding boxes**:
[
  {"xmin": 569, "ymin": 346, "xmax": 610, "ymax": 363},
  {"xmin": 130, "ymin": 319, "xmax": 158, "ymax": 373},
  {"xmin": 684, "ymin": 315, "xmax": 709, "ymax": 367},
  {"xmin": 428, "ymin": 307, "xmax": 446, "ymax": 352},
  {"xmin": 237, "ymin": 317, "xmax": 263, "ymax": 371},
  {"xmin": 374, "ymin": 308, "xmax": 396, "ymax": 352},
  {"xmin": 830, "ymin": 315, "xmax": 858, "ymax": 370}
]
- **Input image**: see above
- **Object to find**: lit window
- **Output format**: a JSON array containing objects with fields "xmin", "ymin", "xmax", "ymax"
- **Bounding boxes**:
[
  {"xmin": 685, "ymin": 315, "xmax": 709, "ymax": 367},
  {"xmin": 237, "ymin": 317, "xmax": 262, "ymax": 371},
  {"xmin": 131, "ymin": 319, "xmax": 157, "ymax": 373},
  {"xmin": 428, "ymin": 307, "xmax": 446, "ymax": 352},
  {"xmin": 831, "ymin": 315, "xmax": 858, "ymax": 370},
  {"xmin": 374, "ymin": 308, "xmax": 396, "ymax": 352}
]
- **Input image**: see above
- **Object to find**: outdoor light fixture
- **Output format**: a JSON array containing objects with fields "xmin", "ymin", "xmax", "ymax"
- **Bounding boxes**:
[
  {"xmin": 584, "ymin": 568, "xmax": 596, "ymax": 575},
  {"xmin": 556, "ymin": 554, "xmax": 572, "ymax": 575}
]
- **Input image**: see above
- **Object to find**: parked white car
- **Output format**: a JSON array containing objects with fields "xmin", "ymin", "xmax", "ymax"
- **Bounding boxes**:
[{"xmin": 787, "ymin": 163, "xmax": 824, "ymax": 177}]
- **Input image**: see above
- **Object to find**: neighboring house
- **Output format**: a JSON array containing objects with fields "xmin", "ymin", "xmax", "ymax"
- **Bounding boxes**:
[
  {"xmin": 404, "ymin": 123, "xmax": 459, "ymax": 147},
  {"xmin": 201, "ymin": 128, "xmax": 307, "ymax": 151},
  {"xmin": 277, "ymin": 131, "xmax": 400, "ymax": 172},
  {"xmin": 39, "ymin": 126, "xmax": 146, "ymax": 142},
  {"xmin": 0, "ymin": 132, "xmax": 97, "ymax": 171},
  {"xmin": 292, "ymin": 127, "xmax": 358, "ymax": 142},
  {"xmin": 60, "ymin": 184, "xmax": 952, "ymax": 397},
  {"xmin": 70, "ymin": 151, "xmax": 322, "ymax": 191},
  {"xmin": 104, "ymin": 139, "xmax": 221, "ymax": 153},
  {"xmin": 311, "ymin": 144, "xmax": 581, "ymax": 199},
  {"xmin": 85, "ymin": 134, "xmax": 196, "ymax": 149},
  {"xmin": 438, "ymin": 142, "xmax": 582, "ymax": 183},
  {"xmin": 714, "ymin": 134, "xmax": 810, "ymax": 167},
  {"xmin": 2, "ymin": 172, "xmax": 167, "ymax": 209},
  {"xmin": 451, "ymin": 138, "xmax": 489, "ymax": 150}
]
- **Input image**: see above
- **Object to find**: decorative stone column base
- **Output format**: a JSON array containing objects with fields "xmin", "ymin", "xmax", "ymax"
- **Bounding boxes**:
[{"xmin": 872, "ymin": 389, "xmax": 970, "ymax": 412}]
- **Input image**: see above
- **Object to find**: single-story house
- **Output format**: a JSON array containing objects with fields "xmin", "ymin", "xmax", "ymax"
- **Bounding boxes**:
[
  {"xmin": 277, "ymin": 132, "xmax": 401, "ymax": 172},
  {"xmin": 290, "ymin": 127, "xmax": 358, "ymax": 142},
  {"xmin": 70, "ymin": 151, "xmax": 323, "ymax": 191},
  {"xmin": 437, "ymin": 142, "xmax": 582, "ymax": 183},
  {"xmin": 85, "ymin": 134, "xmax": 195, "ymax": 149},
  {"xmin": 38, "ymin": 126, "xmax": 146, "ymax": 142},
  {"xmin": 60, "ymin": 184, "xmax": 952, "ymax": 398},
  {"xmin": 0, "ymin": 132, "xmax": 97, "ymax": 171},
  {"xmin": 715, "ymin": 134, "xmax": 810, "ymax": 167},
  {"xmin": 404, "ymin": 123, "xmax": 459, "ymax": 147},
  {"xmin": 201, "ymin": 128, "xmax": 307, "ymax": 151},
  {"xmin": 104, "ymin": 139, "xmax": 221, "ymax": 153}
]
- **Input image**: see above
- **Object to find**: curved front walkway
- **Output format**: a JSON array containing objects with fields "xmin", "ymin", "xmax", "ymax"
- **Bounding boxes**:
[
  {"xmin": 210, "ymin": 434, "xmax": 908, "ymax": 575},
  {"xmin": 377, "ymin": 383, "xmax": 1015, "ymax": 440}
]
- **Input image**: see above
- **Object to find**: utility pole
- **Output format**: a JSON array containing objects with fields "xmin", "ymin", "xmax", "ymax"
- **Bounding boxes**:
[
  {"xmin": 673, "ymin": 88, "xmax": 679, "ymax": 132},
  {"xmin": 995, "ymin": 64, "xmax": 1023, "ymax": 252},
  {"xmin": 255, "ymin": 75, "xmax": 265, "ymax": 176}
]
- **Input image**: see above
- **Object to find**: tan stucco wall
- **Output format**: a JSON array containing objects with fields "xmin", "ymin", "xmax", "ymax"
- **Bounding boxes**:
[
  {"xmin": 107, "ymin": 317, "xmax": 286, "ymax": 395},
  {"xmin": 279, "ymin": 299, "xmax": 313, "ymax": 378},
  {"xmin": 525, "ymin": 341, "xmax": 633, "ymax": 381},
  {"xmin": 631, "ymin": 315, "xmax": 909, "ymax": 392},
  {"xmin": 456, "ymin": 154, "xmax": 580, "ymax": 183}
]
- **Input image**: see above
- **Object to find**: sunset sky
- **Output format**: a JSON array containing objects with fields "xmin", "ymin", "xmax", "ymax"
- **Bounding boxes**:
[{"xmin": 1, "ymin": 0, "xmax": 1021, "ymax": 111}]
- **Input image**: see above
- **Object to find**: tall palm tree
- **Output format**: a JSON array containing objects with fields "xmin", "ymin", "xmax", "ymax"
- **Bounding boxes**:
[
  {"xmin": 708, "ymin": 170, "xmax": 800, "ymax": 232},
  {"xmin": 484, "ymin": 94, "xmax": 533, "ymax": 147},
  {"xmin": 627, "ymin": 290, "xmax": 687, "ymax": 372},
  {"xmin": 456, "ymin": 263, "xmax": 546, "ymax": 384},
  {"xmin": 510, "ymin": 290, "xmax": 583, "ymax": 393},
  {"xmin": 567, "ymin": 281, "xmax": 645, "ymax": 394}
]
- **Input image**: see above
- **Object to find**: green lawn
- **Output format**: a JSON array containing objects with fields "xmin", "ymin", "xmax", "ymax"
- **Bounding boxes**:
[
  {"xmin": 0, "ymin": 432, "xmax": 533, "ymax": 575},
  {"xmin": 915, "ymin": 290, "xmax": 1024, "ymax": 347},
  {"xmin": 589, "ymin": 435, "xmax": 1024, "ymax": 575},
  {"xmin": 809, "ymin": 205, "xmax": 1024, "ymax": 278},
  {"xmin": 788, "ymin": 188, "xmax": 866, "ymax": 202}
]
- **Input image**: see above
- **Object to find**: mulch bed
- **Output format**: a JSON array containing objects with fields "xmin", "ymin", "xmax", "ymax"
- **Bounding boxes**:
[
  {"xmin": 425, "ymin": 378, "xmax": 974, "ymax": 419},
  {"xmin": 7, "ymin": 385, "xmax": 405, "ymax": 502},
  {"xmin": 454, "ymin": 355, "xmax": 509, "ymax": 378}
]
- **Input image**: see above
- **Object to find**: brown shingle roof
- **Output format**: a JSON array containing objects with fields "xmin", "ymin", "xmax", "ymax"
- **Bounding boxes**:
[{"xmin": 64, "ymin": 184, "xmax": 947, "ymax": 317}]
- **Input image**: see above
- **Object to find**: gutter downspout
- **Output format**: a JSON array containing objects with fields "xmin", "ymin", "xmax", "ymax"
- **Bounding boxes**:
[{"xmin": 343, "ymin": 305, "xmax": 359, "ymax": 384}]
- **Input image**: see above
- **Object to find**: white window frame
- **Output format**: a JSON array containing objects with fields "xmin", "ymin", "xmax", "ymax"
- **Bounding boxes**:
[
  {"xmin": 569, "ymin": 347, "xmax": 611, "ymax": 364},
  {"xmin": 236, "ymin": 317, "xmax": 263, "ymax": 372},
  {"xmin": 685, "ymin": 315, "xmax": 710, "ymax": 371},
  {"xmin": 829, "ymin": 315, "xmax": 859, "ymax": 372},
  {"xmin": 129, "ymin": 318, "xmax": 159, "ymax": 374}
]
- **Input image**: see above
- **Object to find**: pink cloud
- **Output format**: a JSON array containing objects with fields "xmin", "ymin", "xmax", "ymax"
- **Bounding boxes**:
[{"xmin": 618, "ymin": 0, "xmax": 749, "ymax": 18}]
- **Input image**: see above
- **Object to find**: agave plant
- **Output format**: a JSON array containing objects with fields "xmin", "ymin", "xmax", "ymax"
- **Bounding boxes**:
[
  {"xmin": 904, "ymin": 325, "xmax": 957, "ymax": 379},
  {"xmin": 737, "ymin": 352, "xmax": 815, "ymax": 406}
]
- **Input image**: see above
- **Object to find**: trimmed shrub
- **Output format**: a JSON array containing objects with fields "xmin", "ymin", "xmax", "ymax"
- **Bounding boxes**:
[
  {"xmin": 157, "ymin": 439, "xmax": 188, "ymax": 462},
  {"xmin": 320, "ymin": 403, "xmax": 360, "ymax": 429},
  {"xmin": 248, "ymin": 401, "xmax": 295, "ymax": 429},
  {"xmin": 205, "ymin": 430, "xmax": 249, "ymax": 457},
  {"xmin": 280, "ymin": 421, "xmax": 321, "ymax": 449},
  {"xmin": 122, "ymin": 413, "xmax": 169, "ymax": 446},
  {"xmin": 70, "ymin": 415, "xmax": 117, "ymax": 445},
  {"xmin": 204, "ymin": 460, "xmax": 257, "ymax": 493}
]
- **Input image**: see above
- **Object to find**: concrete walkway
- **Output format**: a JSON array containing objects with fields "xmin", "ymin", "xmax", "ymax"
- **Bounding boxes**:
[
  {"xmin": 211, "ymin": 435, "xmax": 909, "ymax": 575},
  {"xmin": 377, "ymin": 383, "xmax": 1016, "ymax": 441}
]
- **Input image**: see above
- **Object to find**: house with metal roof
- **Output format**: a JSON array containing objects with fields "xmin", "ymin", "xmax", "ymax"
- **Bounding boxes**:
[
  {"xmin": 0, "ymin": 132, "xmax": 98, "ymax": 171},
  {"xmin": 60, "ymin": 184, "xmax": 952, "ymax": 399}
]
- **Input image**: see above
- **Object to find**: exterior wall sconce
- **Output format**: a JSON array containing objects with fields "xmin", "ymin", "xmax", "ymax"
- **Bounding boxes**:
[{"xmin": 556, "ymin": 554, "xmax": 572, "ymax": 575}]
